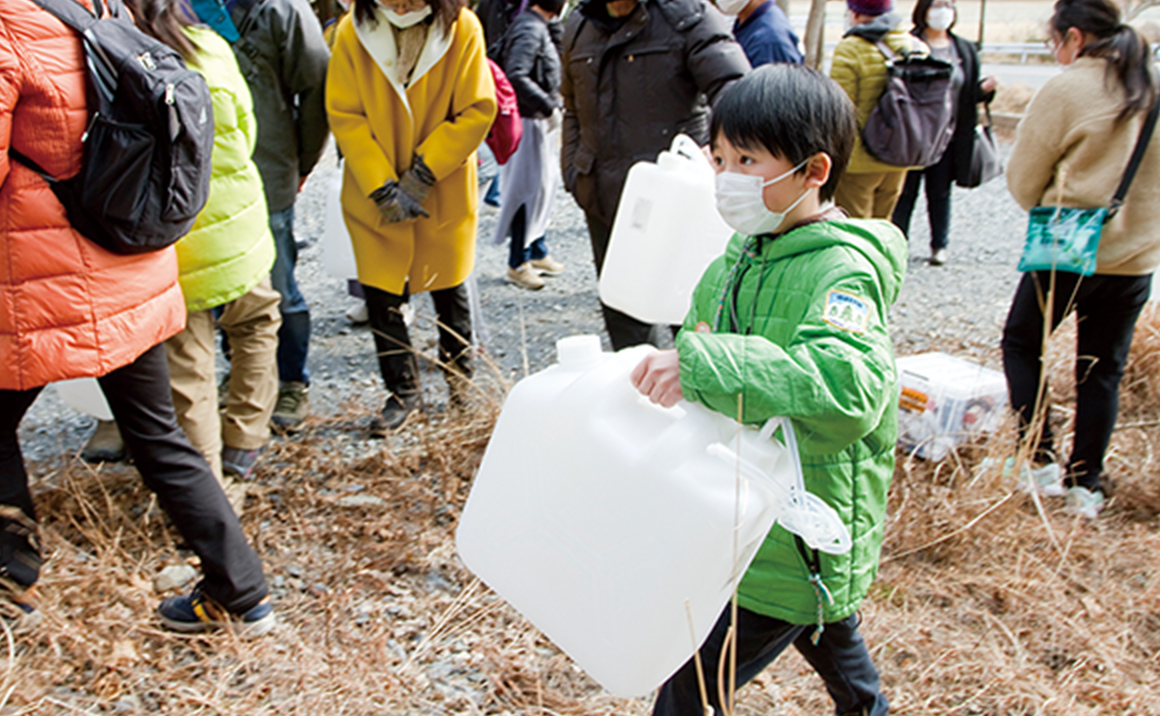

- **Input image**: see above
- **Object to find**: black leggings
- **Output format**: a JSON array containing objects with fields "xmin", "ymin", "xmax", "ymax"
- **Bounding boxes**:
[
  {"xmin": 1000, "ymin": 271, "xmax": 1152, "ymax": 490},
  {"xmin": 0, "ymin": 344, "xmax": 268, "ymax": 613}
]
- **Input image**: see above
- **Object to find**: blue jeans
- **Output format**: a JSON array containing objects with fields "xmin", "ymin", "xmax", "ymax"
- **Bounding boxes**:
[
  {"xmin": 269, "ymin": 206, "xmax": 311, "ymax": 384},
  {"xmin": 507, "ymin": 205, "xmax": 548, "ymax": 269},
  {"xmin": 653, "ymin": 606, "xmax": 889, "ymax": 716}
]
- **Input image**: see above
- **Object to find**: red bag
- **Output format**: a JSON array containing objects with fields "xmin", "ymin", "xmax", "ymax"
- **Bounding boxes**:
[{"xmin": 485, "ymin": 59, "xmax": 522, "ymax": 165}]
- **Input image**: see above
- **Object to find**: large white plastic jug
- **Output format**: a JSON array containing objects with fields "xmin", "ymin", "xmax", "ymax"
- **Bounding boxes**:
[
  {"xmin": 54, "ymin": 378, "xmax": 113, "ymax": 421},
  {"xmin": 322, "ymin": 160, "xmax": 358, "ymax": 281},
  {"xmin": 456, "ymin": 335, "xmax": 849, "ymax": 698},
  {"xmin": 599, "ymin": 135, "xmax": 735, "ymax": 325}
]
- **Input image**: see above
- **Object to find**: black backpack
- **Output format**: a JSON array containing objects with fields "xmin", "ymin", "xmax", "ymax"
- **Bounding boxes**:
[
  {"xmin": 861, "ymin": 40, "xmax": 955, "ymax": 168},
  {"xmin": 10, "ymin": 0, "xmax": 214, "ymax": 255}
]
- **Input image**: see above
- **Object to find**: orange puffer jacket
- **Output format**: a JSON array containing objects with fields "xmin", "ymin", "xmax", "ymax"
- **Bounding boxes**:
[{"xmin": 0, "ymin": 0, "xmax": 186, "ymax": 391}]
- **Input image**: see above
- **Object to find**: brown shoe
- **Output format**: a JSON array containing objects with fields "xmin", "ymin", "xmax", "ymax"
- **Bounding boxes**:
[
  {"xmin": 506, "ymin": 263, "xmax": 545, "ymax": 290},
  {"xmin": 530, "ymin": 255, "xmax": 565, "ymax": 276},
  {"xmin": 81, "ymin": 420, "xmax": 126, "ymax": 463}
]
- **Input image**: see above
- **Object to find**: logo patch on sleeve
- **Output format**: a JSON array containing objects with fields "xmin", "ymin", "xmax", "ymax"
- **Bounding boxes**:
[{"xmin": 823, "ymin": 290, "xmax": 871, "ymax": 333}]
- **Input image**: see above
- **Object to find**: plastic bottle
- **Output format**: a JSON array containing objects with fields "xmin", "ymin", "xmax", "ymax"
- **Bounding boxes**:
[
  {"xmin": 456, "ymin": 335, "xmax": 848, "ymax": 697},
  {"xmin": 54, "ymin": 378, "xmax": 114, "ymax": 421},
  {"xmin": 598, "ymin": 135, "xmax": 735, "ymax": 325},
  {"xmin": 322, "ymin": 160, "xmax": 358, "ymax": 281}
]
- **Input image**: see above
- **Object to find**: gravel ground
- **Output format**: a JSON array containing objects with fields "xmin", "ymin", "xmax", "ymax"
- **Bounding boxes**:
[{"xmin": 18, "ymin": 141, "xmax": 1028, "ymax": 461}]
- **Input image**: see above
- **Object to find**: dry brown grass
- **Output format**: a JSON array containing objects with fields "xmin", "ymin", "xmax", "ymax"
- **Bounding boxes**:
[{"xmin": 6, "ymin": 306, "xmax": 1160, "ymax": 714}]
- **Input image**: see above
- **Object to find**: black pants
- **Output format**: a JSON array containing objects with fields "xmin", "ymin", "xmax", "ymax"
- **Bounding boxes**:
[
  {"xmin": 653, "ymin": 606, "xmax": 888, "ymax": 716},
  {"xmin": 1001, "ymin": 271, "xmax": 1152, "ymax": 490},
  {"xmin": 891, "ymin": 145, "xmax": 955, "ymax": 252},
  {"xmin": 362, "ymin": 282, "xmax": 473, "ymax": 399},
  {"xmin": 584, "ymin": 211, "xmax": 666, "ymax": 351},
  {"xmin": 0, "ymin": 344, "xmax": 268, "ymax": 613}
]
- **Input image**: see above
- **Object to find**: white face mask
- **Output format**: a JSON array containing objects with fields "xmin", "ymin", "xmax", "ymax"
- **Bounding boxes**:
[
  {"xmin": 926, "ymin": 6, "xmax": 955, "ymax": 31},
  {"xmin": 715, "ymin": 0, "xmax": 749, "ymax": 15},
  {"xmin": 714, "ymin": 159, "xmax": 810, "ymax": 236},
  {"xmin": 381, "ymin": 4, "xmax": 432, "ymax": 28}
]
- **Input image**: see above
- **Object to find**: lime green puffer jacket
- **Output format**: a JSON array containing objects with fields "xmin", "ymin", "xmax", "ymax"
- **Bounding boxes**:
[
  {"xmin": 176, "ymin": 26, "xmax": 274, "ymax": 313},
  {"xmin": 676, "ymin": 217, "xmax": 906, "ymax": 624}
]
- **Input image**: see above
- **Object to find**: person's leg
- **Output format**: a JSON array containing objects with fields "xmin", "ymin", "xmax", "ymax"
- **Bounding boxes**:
[
  {"xmin": 0, "ymin": 388, "xmax": 44, "ymax": 591},
  {"xmin": 219, "ymin": 278, "xmax": 282, "ymax": 458},
  {"xmin": 98, "ymin": 344, "xmax": 268, "ymax": 613},
  {"xmin": 832, "ymin": 172, "xmax": 878, "ymax": 219},
  {"xmin": 872, "ymin": 170, "xmax": 908, "ymax": 220},
  {"xmin": 1068, "ymin": 274, "xmax": 1152, "ymax": 490},
  {"xmin": 528, "ymin": 237, "xmax": 548, "ymax": 261},
  {"xmin": 890, "ymin": 170, "xmax": 922, "ymax": 238},
  {"xmin": 653, "ymin": 605, "xmax": 807, "ymax": 716},
  {"xmin": 792, "ymin": 613, "xmax": 889, "ymax": 716},
  {"xmin": 924, "ymin": 150, "xmax": 956, "ymax": 253},
  {"xmin": 508, "ymin": 205, "xmax": 530, "ymax": 270},
  {"xmin": 363, "ymin": 283, "xmax": 421, "ymax": 429},
  {"xmin": 165, "ymin": 309, "xmax": 225, "ymax": 480},
  {"xmin": 584, "ymin": 211, "xmax": 654, "ymax": 350},
  {"xmin": 268, "ymin": 206, "xmax": 311, "ymax": 385},
  {"xmin": 1001, "ymin": 271, "xmax": 1082, "ymax": 463},
  {"xmin": 431, "ymin": 283, "xmax": 474, "ymax": 407}
]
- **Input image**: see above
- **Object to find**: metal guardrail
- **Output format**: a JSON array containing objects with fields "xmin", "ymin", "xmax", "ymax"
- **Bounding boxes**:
[{"xmin": 978, "ymin": 42, "xmax": 1051, "ymax": 64}]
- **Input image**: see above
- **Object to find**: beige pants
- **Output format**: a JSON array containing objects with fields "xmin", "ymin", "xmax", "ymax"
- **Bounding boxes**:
[
  {"xmin": 833, "ymin": 170, "xmax": 908, "ymax": 220},
  {"xmin": 165, "ymin": 277, "xmax": 281, "ymax": 480}
]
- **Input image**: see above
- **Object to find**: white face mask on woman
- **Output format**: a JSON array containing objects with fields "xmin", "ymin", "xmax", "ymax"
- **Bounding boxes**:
[
  {"xmin": 381, "ymin": 4, "xmax": 432, "ymax": 28},
  {"xmin": 926, "ymin": 6, "xmax": 955, "ymax": 31},
  {"xmin": 714, "ymin": 159, "xmax": 810, "ymax": 236},
  {"xmin": 715, "ymin": 0, "xmax": 749, "ymax": 15}
]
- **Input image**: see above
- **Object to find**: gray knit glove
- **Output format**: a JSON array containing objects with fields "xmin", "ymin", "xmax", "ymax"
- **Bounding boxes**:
[
  {"xmin": 369, "ymin": 180, "xmax": 410, "ymax": 223},
  {"xmin": 395, "ymin": 155, "xmax": 436, "ymax": 219}
]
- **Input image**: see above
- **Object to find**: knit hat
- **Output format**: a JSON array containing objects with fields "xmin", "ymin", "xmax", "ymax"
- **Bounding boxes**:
[{"xmin": 846, "ymin": 0, "xmax": 892, "ymax": 16}]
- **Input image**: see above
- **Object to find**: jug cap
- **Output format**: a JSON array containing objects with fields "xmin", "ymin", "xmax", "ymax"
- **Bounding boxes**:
[{"xmin": 557, "ymin": 335, "xmax": 603, "ymax": 369}]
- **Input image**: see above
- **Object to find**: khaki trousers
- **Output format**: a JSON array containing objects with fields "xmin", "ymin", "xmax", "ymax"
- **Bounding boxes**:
[
  {"xmin": 833, "ymin": 170, "xmax": 908, "ymax": 220},
  {"xmin": 166, "ymin": 277, "xmax": 281, "ymax": 480}
]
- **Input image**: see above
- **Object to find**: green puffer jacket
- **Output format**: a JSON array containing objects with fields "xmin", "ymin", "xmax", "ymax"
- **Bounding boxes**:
[
  {"xmin": 676, "ymin": 216, "xmax": 906, "ymax": 624},
  {"xmin": 176, "ymin": 27, "xmax": 275, "ymax": 313}
]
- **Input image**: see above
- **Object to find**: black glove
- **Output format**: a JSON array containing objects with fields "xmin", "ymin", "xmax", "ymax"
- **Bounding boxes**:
[
  {"xmin": 369, "ymin": 180, "xmax": 410, "ymax": 223},
  {"xmin": 395, "ymin": 154, "xmax": 435, "ymax": 219}
]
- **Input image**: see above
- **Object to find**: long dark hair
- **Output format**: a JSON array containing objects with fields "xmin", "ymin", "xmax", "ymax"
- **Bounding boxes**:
[
  {"xmin": 912, "ymin": 0, "xmax": 955, "ymax": 37},
  {"xmin": 353, "ymin": 0, "xmax": 465, "ymax": 36},
  {"xmin": 121, "ymin": 0, "xmax": 199, "ymax": 63},
  {"xmin": 1051, "ymin": 0, "xmax": 1156, "ymax": 121}
]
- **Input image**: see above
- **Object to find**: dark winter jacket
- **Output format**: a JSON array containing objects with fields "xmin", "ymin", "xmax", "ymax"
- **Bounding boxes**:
[
  {"xmin": 225, "ymin": 0, "xmax": 331, "ymax": 213},
  {"xmin": 913, "ymin": 30, "xmax": 994, "ymax": 187},
  {"xmin": 733, "ymin": 0, "xmax": 802, "ymax": 67},
  {"xmin": 560, "ymin": 0, "xmax": 749, "ymax": 226},
  {"xmin": 499, "ymin": 9, "xmax": 562, "ymax": 119}
]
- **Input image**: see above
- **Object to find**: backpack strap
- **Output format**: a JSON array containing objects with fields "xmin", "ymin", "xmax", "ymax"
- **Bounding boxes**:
[{"xmin": 1108, "ymin": 96, "xmax": 1160, "ymax": 220}]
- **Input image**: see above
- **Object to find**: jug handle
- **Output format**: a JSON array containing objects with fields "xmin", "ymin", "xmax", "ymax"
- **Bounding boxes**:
[
  {"xmin": 669, "ymin": 134, "xmax": 706, "ymax": 164},
  {"xmin": 759, "ymin": 418, "xmax": 806, "ymax": 494}
]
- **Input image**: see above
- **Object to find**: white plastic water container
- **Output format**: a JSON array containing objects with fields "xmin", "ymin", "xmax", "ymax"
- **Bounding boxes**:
[
  {"xmin": 322, "ymin": 160, "xmax": 358, "ymax": 281},
  {"xmin": 599, "ymin": 135, "xmax": 734, "ymax": 325},
  {"xmin": 54, "ymin": 378, "xmax": 113, "ymax": 421},
  {"xmin": 896, "ymin": 352, "xmax": 1009, "ymax": 460},
  {"xmin": 456, "ymin": 335, "xmax": 849, "ymax": 697}
]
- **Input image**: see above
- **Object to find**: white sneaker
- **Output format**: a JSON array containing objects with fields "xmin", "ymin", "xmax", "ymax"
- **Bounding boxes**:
[
  {"xmin": 1064, "ymin": 486, "xmax": 1106, "ymax": 520},
  {"xmin": 345, "ymin": 300, "xmax": 369, "ymax": 324},
  {"xmin": 988, "ymin": 457, "xmax": 1065, "ymax": 497},
  {"xmin": 930, "ymin": 248, "xmax": 948, "ymax": 266}
]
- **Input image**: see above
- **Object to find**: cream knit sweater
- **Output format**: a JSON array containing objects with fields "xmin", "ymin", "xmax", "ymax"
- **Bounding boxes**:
[{"xmin": 1008, "ymin": 57, "xmax": 1160, "ymax": 276}]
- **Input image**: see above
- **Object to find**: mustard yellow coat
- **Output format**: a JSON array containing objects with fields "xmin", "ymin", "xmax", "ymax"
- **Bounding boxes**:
[{"xmin": 326, "ymin": 9, "xmax": 497, "ymax": 295}]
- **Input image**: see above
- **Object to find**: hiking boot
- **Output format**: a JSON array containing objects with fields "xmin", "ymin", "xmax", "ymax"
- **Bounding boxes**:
[
  {"xmin": 1000, "ymin": 457, "xmax": 1065, "ymax": 497},
  {"xmin": 81, "ymin": 420, "xmax": 126, "ymax": 463},
  {"xmin": 0, "ymin": 582, "xmax": 41, "ymax": 634},
  {"xmin": 506, "ymin": 263, "xmax": 545, "ymax": 291},
  {"xmin": 1064, "ymin": 486, "xmax": 1106, "ymax": 520},
  {"xmin": 157, "ymin": 584, "xmax": 275, "ymax": 638},
  {"xmin": 221, "ymin": 446, "xmax": 260, "ymax": 481},
  {"xmin": 530, "ymin": 255, "xmax": 566, "ymax": 276},
  {"xmin": 370, "ymin": 394, "xmax": 420, "ymax": 436},
  {"xmin": 271, "ymin": 382, "xmax": 309, "ymax": 430}
]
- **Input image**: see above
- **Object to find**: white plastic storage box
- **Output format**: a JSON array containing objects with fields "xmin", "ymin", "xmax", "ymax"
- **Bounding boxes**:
[{"xmin": 896, "ymin": 352, "xmax": 1008, "ymax": 460}]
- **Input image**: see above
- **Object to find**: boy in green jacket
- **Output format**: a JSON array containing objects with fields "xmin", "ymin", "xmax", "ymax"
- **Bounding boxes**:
[{"xmin": 631, "ymin": 64, "xmax": 906, "ymax": 715}]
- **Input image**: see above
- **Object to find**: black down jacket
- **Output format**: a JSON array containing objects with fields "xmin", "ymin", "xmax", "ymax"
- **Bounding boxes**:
[
  {"xmin": 499, "ymin": 9, "xmax": 562, "ymax": 119},
  {"xmin": 560, "ymin": 0, "xmax": 749, "ymax": 226}
]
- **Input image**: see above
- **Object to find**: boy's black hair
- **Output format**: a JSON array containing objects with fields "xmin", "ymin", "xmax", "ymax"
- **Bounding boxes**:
[{"xmin": 710, "ymin": 64, "xmax": 856, "ymax": 202}]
